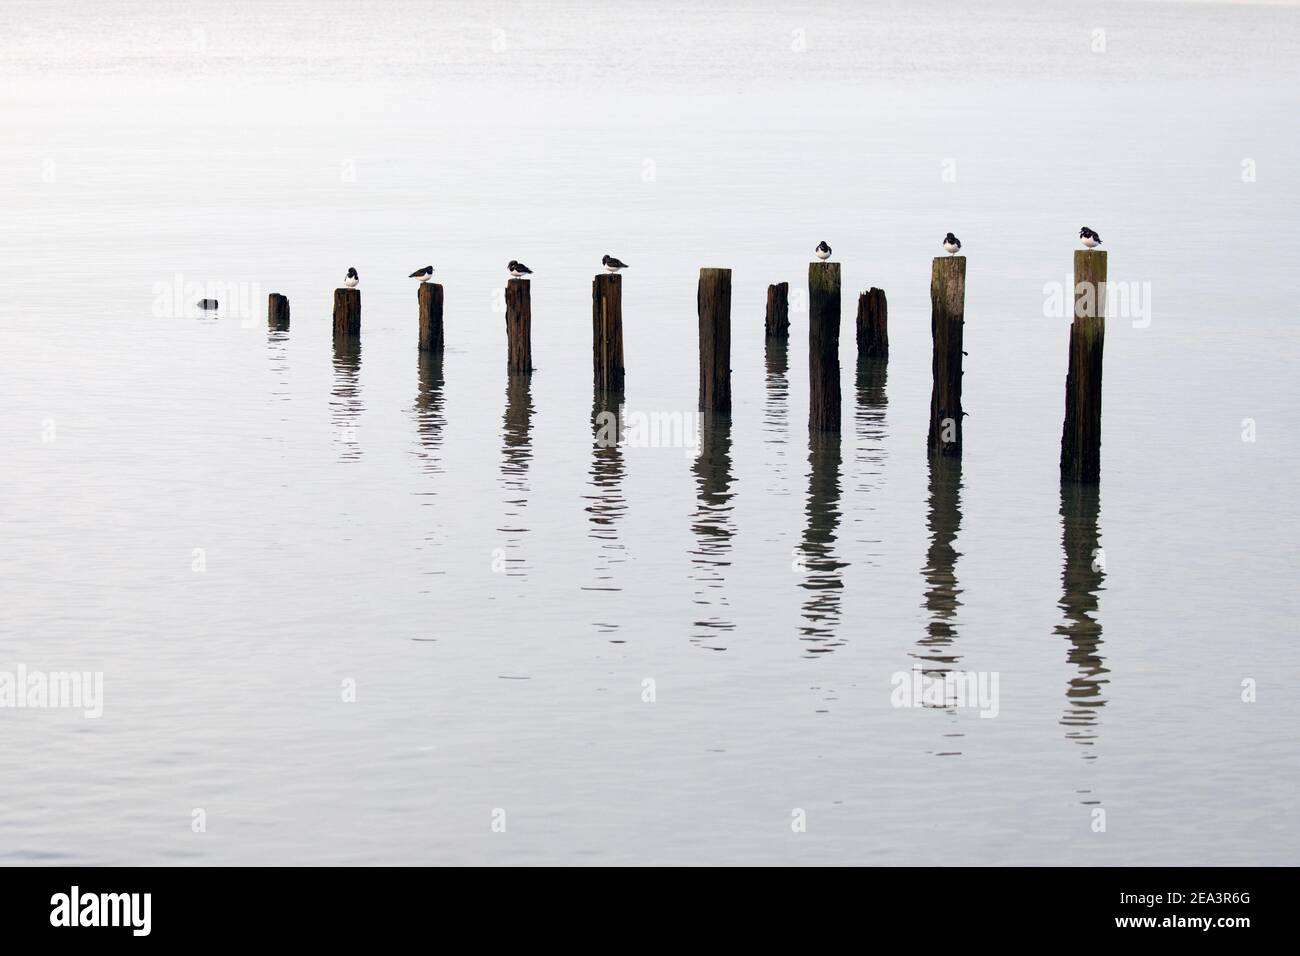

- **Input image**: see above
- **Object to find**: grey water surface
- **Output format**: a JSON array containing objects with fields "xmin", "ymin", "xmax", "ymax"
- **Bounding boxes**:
[{"xmin": 1, "ymin": 0, "xmax": 1298, "ymax": 864}]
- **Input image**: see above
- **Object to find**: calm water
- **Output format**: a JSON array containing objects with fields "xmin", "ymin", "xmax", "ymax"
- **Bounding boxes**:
[{"xmin": 2, "ymin": 0, "xmax": 1299, "ymax": 865}]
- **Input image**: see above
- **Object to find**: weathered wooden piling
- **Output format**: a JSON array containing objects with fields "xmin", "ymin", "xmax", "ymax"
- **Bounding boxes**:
[
  {"xmin": 808, "ymin": 261, "xmax": 841, "ymax": 432},
  {"xmin": 765, "ymin": 282, "xmax": 789, "ymax": 339},
  {"xmin": 333, "ymin": 287, "xmax": 361, "ymax": 337},
  {"xmin": 927, "ymin": 256, "xmax": 965, "ymax": 458},
  {"xmin": 267, "ymin": 293, "xmax": 290, "ymax": 328},
  {"xmin": 697, "ymin": 268, "xmax": 732, "ymax": 412},
  {"xmin": 418, "ymin": 282, "xmax": 444, "ymax": 352},
  {"xmin": 856, "ymin": 287, "xmax": 888, "ymax": 359},
  {"xmin": 592, "ymin": 273, "xmax": 624, "ymax": 391},
  {"xmin": 505, "ymin": 278, "xmax": 532, "ymax": 373},
  {"xmin": 1060, "ymin": 250, "xmax": 1107, "ymax": 483}
]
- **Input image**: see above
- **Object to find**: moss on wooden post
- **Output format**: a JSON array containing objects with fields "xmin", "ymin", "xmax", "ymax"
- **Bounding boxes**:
[
  {"xmin": 332, "ymin": 287, "xmax": 360, "ymax": 337},
  {"xmin": 268, "ymin": 293, "xmax": 289, "ymax": 329},
  {"xmin": 856, "ymin": 287, "xmax": 887, "ymax": 359},
  {"xmin": 418, "ymin": 282, "xmax": 444, "ymax": 352},
  {"xmin": 1061, "ymin": 250, "xmax": 1106, "ymax": 483},
  {"xmin": 505, "ymin": 278, "xmax": 532, "ymax": 373},
  {"xmin": 766, "ymin": 282, "xmax": 789, "ymax": 339},
  {"xmin": 698, "ymin": 268, "xmax": 732, "ymax": 412},
  {"xmin": 592, "ymin": 273, "xmax": 625, "ymax": 391},
  {"xmin": 928, "ymin": 256, "xmax": 965, "ymax": 458},
  {"xmin": 808, "ymin": 261, "xmax": 841, "ymax": 432}
]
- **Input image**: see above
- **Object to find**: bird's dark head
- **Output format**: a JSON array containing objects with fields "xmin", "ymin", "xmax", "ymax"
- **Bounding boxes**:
[
  {"xmin": 508, "ymin": 260, "xmax": 518, "ymax": 269},
  {"xmin": 601, "ymin": 255, "xmax": 610, "ymax": 265},
  {"xmin": 944, "ymin": 233, "xmax": 956, "ymax": 242},
  {"xmin": 346, "ymin": 267, "xmax": 357, "ymax": 277},
  {"xmin": 1080, "ymin": 227, "xmax": 1090, "ymax": 236}
]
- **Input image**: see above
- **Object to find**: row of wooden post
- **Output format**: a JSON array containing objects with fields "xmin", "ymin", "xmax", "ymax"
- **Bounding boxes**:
[{"xmin": 277, "ymin": 252, "xmax": 1106, "ymax": 484}]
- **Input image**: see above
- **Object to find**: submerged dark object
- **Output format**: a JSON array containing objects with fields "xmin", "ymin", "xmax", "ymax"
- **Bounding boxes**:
[{"xmin": 196, "ymin": 299, "xmax": 219, "ymax": 310}]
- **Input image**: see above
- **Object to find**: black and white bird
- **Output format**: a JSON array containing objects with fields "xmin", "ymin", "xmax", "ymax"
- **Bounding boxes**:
[
  {"xmin": 602, "ymin": 255, "xmax": 629, "ymax": 273},
  {"xmin": 409, "ymin": 265, "xmax": 434, "ymax": 282},
  {"xmin": 814, "ymin": 240, "xmax": 832, "ymax": 260},
  {"xmin": 508, "ymin": 260, "xmax": 533, "ymax": 278},
  {"xmin": 344, "ymin": 267, "xmax": 359, "ymax": 288},
  {"xmin": 942, "ymin": 233, "xmax": 961, "ymax": 255},
  {"xmin": 1079, "ymin": 227, "xmax": 1103, "ymax": 249}
]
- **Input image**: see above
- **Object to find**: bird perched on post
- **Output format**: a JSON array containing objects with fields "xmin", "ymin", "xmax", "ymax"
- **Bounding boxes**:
[
  {"xmin": 344, "ymin": 267, "xmax": 359, "ymax": 288},
  {"xmin": 602, "ymin": 255, "xmax": 629, "ymax": 273},
  {"xmin": 814, "ymin": 241, "xmax": 832, "ymax": 260},
  {"xmin": 942, "ymin": 233, "xmax": 961, "ymax": 255},
  {"xmin": 409, "ymin": 265, "xmax": 434, "ymax": 282},
  {"xmin": 1079, "ymin": 227, "xmax": 1102, "ymax": 249},
  {"xmin": 508, "ymin": 260, "xmax": 533, "ymax": 278}
]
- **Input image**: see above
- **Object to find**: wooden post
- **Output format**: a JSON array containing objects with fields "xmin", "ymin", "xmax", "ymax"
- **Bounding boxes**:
[
  {"xmin": 697, "ymin": 268, "xmax": 731, "ymax": 412},
  {"xmin": 592, "ymin": 273, "xmax": 624, "ymax": 391},
  {"xmin": 928, "ymin": 256, "xmax": 965, "ymax": 458},
  {"xmin": 418, "ymin": 282, "xmax": 444, "ymax": 352},
  {"xmin": 765, "ymin": 282, "xmax": 789, "ymax": 339},
  {"xmin": 856, "ymin": 287, "xmax": 888, "ymax": 358},
  {"xmin": 268, "ymin": 293, "xmax": 290, "ymax": 328},
  {"xmin": 1061, "ymin": 250, "xmax": 1106, "ymax": 483},
  {"xmin": 808, "ymin": 261, "xmax": 841, "ymax": 432},
  {"xmin": 333, "ymin": 287, "xmax": 360, "ymax": 337},
  {"xmin": 505, "ymin": 278, "xmax": 532, "ymax": 373}
]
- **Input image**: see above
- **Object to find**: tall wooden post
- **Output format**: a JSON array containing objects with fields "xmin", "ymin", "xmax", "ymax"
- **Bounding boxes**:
[
  {"xmin": 928, "ymin": 257, "xmax": 965, "ymax": 457},
  {"xmin": 1061, "ymin": 250, "xmax": 1106, "ymax": 483},
  {"xmin": 856, "ymin": 287, "xmax": 888, "ymax": 359},
  {"xmin": 592, "ymin": 273, "xmax": 624, "ymax": 391},
  {"xmin": 268, "ymin": 293, "xmax": 290, "ymax": 328},
  {"xmin": 505, "ymin": 278, "xmax": 532, "ymax": 373},
  {"xmin": 766, "ymin": 282, "xmax": 789, "ymax": 339},
  {"xmin": 808, "ymin": 261, "xmax": 841, "ymax": 432},
  {"xmin": 333, "ymin": 287, "xmax": 360, "ymax": 337},
  {"xmin": 418, "ymin": 282, "xmax": 444, "ymax": 352},
  {"xmin": 698, "ymin": 268, "xmax": 731, "ymax": 412}
]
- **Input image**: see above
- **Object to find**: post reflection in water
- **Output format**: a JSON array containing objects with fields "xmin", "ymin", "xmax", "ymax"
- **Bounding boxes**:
[
  {"xmin": 853, "ymin": 355, "xmax": 888, "ymax": 553},
  {"xmin": 763, "ymin": 337, "xmax": 790, "ymax": 491},
  {"xmin": 798, "ymin": 432, "xmax": 846, "ymax": 654},
  {"xmin": 412, "ymin": 350, "xmax": 446, "ymax": 476},
  {"xmin": 330, "ymin": 337, "xmax": 362, "ymax": 462},
  {"xmin": 690, "ymin": 411, "xmax": 736, "ymax": 650},
  {"xmin": 1055, "ymin": 483, "xmax": 1108, "ymax": 757},
  {"xmin": 267, "ymin": 327, "xmax": 290, "ymax": 405},
  {"xmin": 583, "ymin": 388, "xmax": 627, "ymax": 638},
  {"xmin": 410, "ymin": 351, "xmax": 447, "ymax": 590},
  {"xmin": 915, "ymin": 457, "xmax": 963, "ymax": 673},
  {"xmin": 497, "ymin": 373, "xmax": 534, "ymax": 579}
]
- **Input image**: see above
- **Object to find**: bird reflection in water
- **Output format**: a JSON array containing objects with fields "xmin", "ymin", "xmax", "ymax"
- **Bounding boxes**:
[
  {"xmin": 690, "ymin": 412, "xmax": 735, "ymax": 650},
  {"xmin": 497, "ymin": 373, "xmax": 534, "ymax": 579},
  {"xmin": 798, "ymin": 431, "xmax": 846, "ymax": 654},
  {"xmin": 330, "ymin": 336, "xmax": 362, "ymax": 462},
  {"xmin": 1055, "ymin": 482, "xmax": 1108, "ymax": 757},
  {"xmin": 583, "ymin": 388, "xmax": 627, "ymax": 638}
]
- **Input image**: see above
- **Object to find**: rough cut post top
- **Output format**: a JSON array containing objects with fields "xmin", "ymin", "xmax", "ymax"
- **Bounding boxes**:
[{"xmin": 699, "ymin": 267, "xmax": 732, "ymax": 278}]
